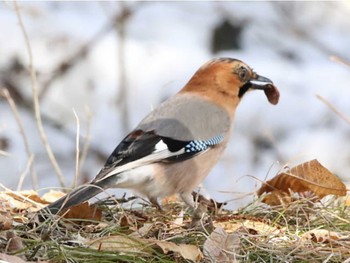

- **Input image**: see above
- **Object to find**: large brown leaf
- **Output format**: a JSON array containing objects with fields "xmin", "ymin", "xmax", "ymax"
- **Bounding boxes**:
[
  {"xmin": 63, "ymin": 202, "xmax": 102, "ymax": 221},
  {"xmin": 257, "ymin": 159, "xmax": 346, "ymax": 200}
]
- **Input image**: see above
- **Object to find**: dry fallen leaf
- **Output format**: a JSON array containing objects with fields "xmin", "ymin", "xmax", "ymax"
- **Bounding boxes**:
[
  {"xmin": 301, "ymin": 229, "xmax": 342, "ymax": 244},
  {"xmin": 88, "ymin": 235, "xmax": 150, "ymax": 255},
  {"xmin": 6, "ymin": 190, "xmax": 45, "ymax": 204},
  {"xmin": 0, "ymin": 253, "xmax": 45, "ymax": 263},
  {"xmin": 6, "ymin": 231, "xmax": 24, "ymax": 253},
  {"xmin": 162, "ymin": 195, "xmax": 178, "ymax": 205},
  {"xmin": 0, "ymin": 212, "xmax": 12, "ymax": 230},
  {"xmin": 155, "ymin": 240, "xmax": 203, "ymax": 262},
  {"xmin": 214, "ymin": 219, "xmax": 282, "ymax": 236},
  {"xmin": 172, "ymin": 209, "xmax": 184, "ymax": 226},
  {"xmin": 63, "ymin": 202, "xmax": 102, "ymax": 221},
  {"xmin": 345, "ymin": 195, "xmax": 350, "ymax": 206},
  {"xmin": 41, "ymin": 190, "xmax": 66, "ymax": 203},
  {"xmin": 203, "ymin": 227, "xmax": 240, "ymax": 262},
  {"xmin": 130, "ymin": 223, "xmax": 154, "ymax": 238},
  {"xmin": 88, "ymin": 234, "xmax": 202, "ymax": 261},
  {"xmin": 0, "ymin": 191, "xmax": 43, "ymax": 211},
  {"xmin": 257, "ymin": 159, "xmax": 346, "ymax": 204},
  {"xmin": 0, "ymin": 199, "xmax": 13, "ymax": 230},
  {"xmin": 260, "ymin": 190, "xmax": 292, "ymax": 206}
]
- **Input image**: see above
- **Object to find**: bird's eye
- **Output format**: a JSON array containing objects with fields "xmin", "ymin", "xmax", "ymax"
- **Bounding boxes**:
[{"xmin": 237, "ymin": 66, "xmax": 249, "ymax": 82}]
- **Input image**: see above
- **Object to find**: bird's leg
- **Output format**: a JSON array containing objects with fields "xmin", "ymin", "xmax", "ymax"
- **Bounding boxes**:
[{"xmin": 149, "ymin": 197, "xmax": 163, "ymax": 211}]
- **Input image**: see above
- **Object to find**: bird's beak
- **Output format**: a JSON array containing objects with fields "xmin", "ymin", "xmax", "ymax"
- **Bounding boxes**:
[
  {"xmin": 249, "ymin": 74, "xmax": 280, "ymax": 105},
  {"xmin": 249, "ymin": 75, "xmax": 273, "ymax": 89}
]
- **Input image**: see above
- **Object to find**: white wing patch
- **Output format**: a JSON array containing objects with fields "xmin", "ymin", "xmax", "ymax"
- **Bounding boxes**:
[{"xmin": 154, "ymin": 140, "xmax": 168, "ymax": 152}]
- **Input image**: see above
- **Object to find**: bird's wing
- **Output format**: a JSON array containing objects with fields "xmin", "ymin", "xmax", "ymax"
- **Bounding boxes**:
[{"xmin": 93, "ymin": 129, "xmax": 225, "ymax": 183}]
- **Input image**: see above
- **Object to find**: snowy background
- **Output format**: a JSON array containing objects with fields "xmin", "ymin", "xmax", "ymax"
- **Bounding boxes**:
[{"xmin": 1, "ymin": 2, "xmax": 350, "ymax": 210}]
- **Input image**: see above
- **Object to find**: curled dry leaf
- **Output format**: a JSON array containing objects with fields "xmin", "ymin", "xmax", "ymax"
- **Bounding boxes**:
[{"xmin": 257, "ymin": 159, "xmax": 346, "ymax": 203}]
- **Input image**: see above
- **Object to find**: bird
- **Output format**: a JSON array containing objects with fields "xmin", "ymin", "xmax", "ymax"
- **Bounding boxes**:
[{"xmin": 39, "ymin": 57, "xmax": 279, "ymax": 217}]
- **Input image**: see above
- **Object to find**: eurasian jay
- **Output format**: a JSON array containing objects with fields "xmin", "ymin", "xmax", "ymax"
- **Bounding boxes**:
[{"xmin": 40, "ymin": 57, "xmax": 279, "ymax": 216}]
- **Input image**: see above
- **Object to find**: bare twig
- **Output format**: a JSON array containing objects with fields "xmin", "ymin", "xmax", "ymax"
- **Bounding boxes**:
[
  {"xmin": 0, "ymin": 150, "xmax": 10, "ymax": 156},
  {"xmin": 316, "ymin": 94, "xmax": 350, "ymax": 125},
  {"xmin": 16, "ymin": 154, "xmax": 34, "ymax": 191},
  {"xmin": 72, "ymin": 109, "xmax": 80, "ymax": 188},
  {"xmin": 14, "ymin": 1, "xmax": 66, "ymax": 187},
  {"xmin": 79, "ymin": 106, "xmax": 93, "ymax": 175},
  {"xmin": 0, "ymin": 88, "xmax": 38, "ymax": 189},
  {"xmin": 330, "ymin": 56, "xmax": 350, "ymax": 67}
]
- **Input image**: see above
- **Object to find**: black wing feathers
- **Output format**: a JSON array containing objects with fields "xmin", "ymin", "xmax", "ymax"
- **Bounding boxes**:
[
  {"xmin": 104, "ymin": 129, "xmax": 221, "ymax": 169},
  {"xmin": 105, "ymin": 130, "xmax": 162, "ymax": 167},
  {"xmin": 160, "ymin": 136, "xmax": 188, "ymax": 152},
  {"xmin": 104, "ymin": 129, "xmax": 194, "ymax": 167}
]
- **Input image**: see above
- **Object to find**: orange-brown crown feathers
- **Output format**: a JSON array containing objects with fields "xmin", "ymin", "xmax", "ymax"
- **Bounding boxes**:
[{"xmin": 179, "ymin": 58, "xmax": 279, "ymax": 115}]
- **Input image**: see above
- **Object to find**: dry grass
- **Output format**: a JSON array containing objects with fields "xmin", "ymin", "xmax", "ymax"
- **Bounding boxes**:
[{"xmin": 1, "ymin": 195, "xmax": 348, "ymax": 262}]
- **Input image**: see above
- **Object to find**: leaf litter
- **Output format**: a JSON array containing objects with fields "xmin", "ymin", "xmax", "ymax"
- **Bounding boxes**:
[{"xmin": 0, "ymin": 159, "xmax": 349, "ymax": 262}]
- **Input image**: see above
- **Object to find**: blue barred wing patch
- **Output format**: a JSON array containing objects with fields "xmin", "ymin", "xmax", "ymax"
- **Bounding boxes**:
[{"xmin": 184, "ymin": 135, "xmax": 224, "ymax": 153}]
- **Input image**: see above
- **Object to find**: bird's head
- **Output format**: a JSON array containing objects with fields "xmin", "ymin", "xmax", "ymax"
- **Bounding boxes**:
[
  {"xmin": 183, "ymin": 58, "xmax": 280, "ymax": 108},
  {"xmin": 232, "ymin": 60, "xmax": 279, "ymax": 105}
]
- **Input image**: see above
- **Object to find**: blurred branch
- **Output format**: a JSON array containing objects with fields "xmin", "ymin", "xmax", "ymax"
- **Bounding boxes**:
[
  {"xmin": 72, "ymin": 109, "xmax": 80, "ymax": 189},
  {"xmin": 14, "ymin": 1, "xmax": 66, "ymax": 187},
  {"xmin": 316, "ymin": 94, "xmax": 350, "ymax": 125},
  {"xmin": 36, "ymin": 3, "xmax": 139, "ymax": 160},
  {"xmin": 0, "ymin": 88, "xmax": 37, "ymax": 189},
  {"xmin": 78, "ymin": 107, "xmax": 93, "ymax": 178},
  {"xmin": 330, "ymin": 56, "xmax": 350, "ymax": 67},
  {"xmin": 16, "ymin": 155, "xmax": 34, "ymax": 191},
  {"xmin": 270, "ymin": 2, "xmax": 350, "ymax": 61},
  {"xmin": 115, "ymin": 2, "xmax": 132, "ymax": 134},
  {"xmin": 38, "ymin": 18, "xmax": 114, "ymax": 101},
  {"xmin": 0, "ymin": 150, "xmax": 10, "ymax": 156},
  {"xmin": 39, "ymin": 3, "xmax": 138, "ymax": 107}
]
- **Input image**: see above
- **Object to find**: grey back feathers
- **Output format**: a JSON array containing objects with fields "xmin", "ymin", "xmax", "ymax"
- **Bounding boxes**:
[{"xmin": 138, "ymin": 94, "xmax": 230, "ymax": 141}]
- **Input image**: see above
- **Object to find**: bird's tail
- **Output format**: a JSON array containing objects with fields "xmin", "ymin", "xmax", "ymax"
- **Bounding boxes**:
[{"xmin": 38, "ymin": 184, "xmax": 104, "ymax": 220}]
